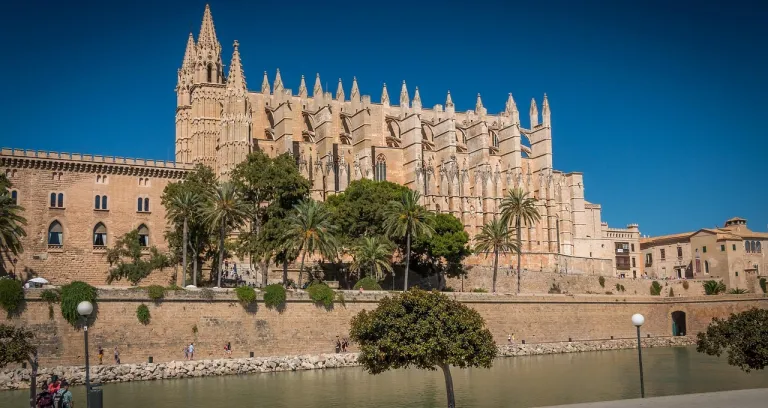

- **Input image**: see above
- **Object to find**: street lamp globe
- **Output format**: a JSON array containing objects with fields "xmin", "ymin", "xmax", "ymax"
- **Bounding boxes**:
[
  {"xmin": 631, "ymin": 313, "xmax": 645, "ymax": 327},
  {"xmin": 77, "ymin": 301, "xmax": 94, "ymax": 317}
]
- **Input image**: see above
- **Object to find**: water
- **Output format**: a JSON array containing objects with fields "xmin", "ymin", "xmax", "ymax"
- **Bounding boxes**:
[{"xmin": 3, "ymin": 347, "xmax": 767, "ymax": 407}]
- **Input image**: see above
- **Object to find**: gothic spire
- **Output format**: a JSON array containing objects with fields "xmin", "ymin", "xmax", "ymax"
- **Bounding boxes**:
[
  {"xmin": 413, "ymin": 87, "xmax": 422, "ymax": 110},
  {"xmin": 475, "ymin": 93, "xmax": 483, "ymax": 112},
  {"xmin": 505, "ymin": 93, "xmax": 517, "ymax": 113},
  {"xmin": 350, "ymin": 77, "xmax": 360, "ymax": 101},
  {"xmin": 542, "ymin": 93, "xmax": 551, "ymax": 125},
  {"xmin": 298, "ymin": 75, "xmax": 308, "ymax": 98},
  {"xmin": 273, "ymin": 69, "xmax": 284, "ymax": 93},
  {"xmin": 181, "ymin": 32, "xmax": 195, "ymax": 70},
  {"xmin": 261, "ymin": 71, "xmax": 270, "ymax": 95},
  {"xmin": 400, "ymin": 81, "xmax": 409, "ymax": 107},
  {"xmin": 197, "ymin": 4, "xmax": 219, "ymax": 48},
  {"xmin": 381, "ymin": 83, "xmax": 390, "ymax": 105},
  {"xmin": 530, "ymin": 98, "xmax": 539, "ymax": 127},
  {"xmin": 226, "ymin": 40, "xmax": 246, "ymax": 91},
  {"xmin": 313, "ymin": 73, "xmax": 322, "ymax": 97},
  {"xmin": 445, "ymin": 90, "xmax": 454, "ymax": 108},
  {"xmin": 336, "ymin": 78, "xmax": 345, "ymax": 101}
]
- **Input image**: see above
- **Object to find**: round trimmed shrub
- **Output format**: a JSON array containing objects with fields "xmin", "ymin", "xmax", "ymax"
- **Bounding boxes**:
[
  {"xmin": 60, "ymin": 281, "xmax": 98, "ymax": 326},
  {"xmin": 682, "ymin": 281, "xmax": 690, "ymax": 290},
  {"xmin": 235, "ymin": 286, "xmax": 256, "ymax": 306},
  {"xmin": 136, "ymin": 304, "xmax": 150, "ymax": 325},
  {"xmin": 0, "ymin": 279, "xmax": 24, "ymax": 315},
  {"xmin": 308, "ymin": 282, "xmax": 335, "ymax": 308},
  {"xmin": 147, "ymin": 285, "xmax": 165, "ymax": 301},
  {"xmin": 598, "ymin": 276, "xmax": 605, "ymax": 288},
  {"xmin": 353, "ymin": 277, "xmax": 383, "ymax": 291},
  {"xmin": 263, "ymin": 284, "xmax": 286, "ymax": 309}
]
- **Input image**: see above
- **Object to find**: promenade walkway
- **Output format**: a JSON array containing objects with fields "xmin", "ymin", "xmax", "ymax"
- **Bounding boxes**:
[{"xmin": 536, "ymin": 388, "xmax": 768, "ymax": 408}]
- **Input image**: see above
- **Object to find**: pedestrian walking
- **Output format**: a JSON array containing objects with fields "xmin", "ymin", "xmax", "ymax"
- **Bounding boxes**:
[
  {"xmin": 184, "ymin": 344, "xmax": 189, "ymax": 360},
  {"xmin": 53, "ymin": 380, "xmax": 73, "ymax": 408},
  {"xmin": 114, "ymin": 346, "xmax": 121, "ymax": 364},
  {"xmin": 188, "ymin": 342, "xmax": 195, "ymax": 360},
  {"xmin": 97, "ymin": 345, "xmax": 104, "ymax": 365}
]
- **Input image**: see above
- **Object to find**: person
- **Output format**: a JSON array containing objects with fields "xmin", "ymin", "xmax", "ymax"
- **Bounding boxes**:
[
  {"xmin": 188, "ymin": 342, "xmax": 195, "ymax": 360},
  {"xmin": 114, "ymin": 346, "xmax": 120, "ymax": 364},
  {"xmin": 225, "ymin": 342, "xmax": 232, "ymax": 357},
  {"xmin": 97, "ymin": 346, "xmax": 104, "ymax": 365},
  {"xmin": 47, "ymin": 376, "xmax": 60, "ymax": 394},
  {"xmin": 341, "ymin": 338, "xmax": 349, "ymax": 353},
  {"xmin": 53, "ymin": 380, "xmax": 73, "ymax": 408},
  {"xmin": 36, "ymin": 381, "xmax": 54, "ymax": 408},
  {"xmin": 335, "ymin": 336, "xmax": 341, "ymax": 353},
  {"xmin": 184, "ymin": 344, "xmax": 189, "ymax": 360},
  {"xmin": 508, "ymin": 334, "xmax": 512, "ymax": 344}
]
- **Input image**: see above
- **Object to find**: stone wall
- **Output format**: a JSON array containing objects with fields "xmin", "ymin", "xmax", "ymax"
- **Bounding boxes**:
[
  {"xmin": 1, "ymin": 289, "xmax": 764, "ymax": 369},
  {"xmin": 0, "ymin": 336, "xmax": 694, "ymax": 390}
]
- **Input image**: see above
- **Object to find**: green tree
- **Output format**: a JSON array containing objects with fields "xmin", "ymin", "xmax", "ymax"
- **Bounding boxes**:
[
  {"xmin": 105, "ymin": 230, "xmax": 171, "ymax": 285},
  {"xmin": 232, "ymin": 152, "xmax": 310, "ymax": 287},
  {"xmin": 500, "ymin": 188, "xmax": 541, "ymax": 294},
  {"xmin": 350, "ymin": 289, "xmax": 498, "ymax": 408},
  {"xmin": 697, "ymin": 308, "xmax": 768, "ymax": 372},
  {"xmin": 0, "ymin": 324, "xmax": 38, "ymax": 408},
  {"xmin": 383, "ymin": 190, "xmax": 434, "ymax": 291},
  {"xmin": 281, "ymin": 199, "xmax": 339, "ymax": 287},
  {"xmin": 474, "ymin": 218, "xmax": 519, "ymax": 293},
  {"xmin": 350, "ymin": 236, "xmax": 394, "ymax": 281},
  {"xmin": 410, "ymin": 213, "xmax": 471, "ymax": 290},
  {"xmin": 703, "ymin": 280, "xmax": 727, "ymax": 295},
  {"xmin": 165, "ymin": 191, "xmax": 201, "ymax": 287},
  {"xmin": 203, "ymin": 182, "xmax": 249, "ymax": 287},
  {"xmin": 0, "ymin": 175, "xmax": 27, "ymax": 273}
]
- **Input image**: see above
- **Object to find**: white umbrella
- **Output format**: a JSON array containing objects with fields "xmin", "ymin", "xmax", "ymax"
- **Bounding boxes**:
[{"xmin": 28, "ymin": 277, "xmax": 49, "ymax": 284}]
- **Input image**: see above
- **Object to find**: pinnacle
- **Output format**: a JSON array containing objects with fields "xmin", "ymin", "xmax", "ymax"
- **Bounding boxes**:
[
  {"xmin": 381, "ymin": 83, "xmax": 390, "ymax": 104},
  {"xmin": 198, "ymin": 4, "xmax": 219, "ymax": 48},
  {"xmin": 298, "ymin": 75, "xmax": 308, "ymax": 98},
  {"xmin": 475, "ymin": 93, "xmax": 483, "ymax": 111},
  {"xmin": 261, "ymin": 71, "xmax": 270, "ymax": 95},
  {"xmin": 350, "ymin": 76, "xmax": 360, "ymax": 100},
  {"xmin": 336, "ymin": 78, "xmax": 345, "ymax": 101},
  {"xmin": 505, "ymin": 93, "xmax": 517, "ymax": 112},
  {"xmin": 313, "ymin": 73, "xmax": 322, "ymax": 97},
  {"xmin": 226, "ymin": 40, "xmax": 246, "ymax": 90},
  {"xmin": 445, "ymin": 90, "xmax": 454, "ymax": 107},
  {"xmin": 400, "ymin": 81, "xmax": 409, "ymax": 107},
  {"xmin": 273, "ymin": 69, "xmax": 284, "ymax": 93},
  {"xmin": 530, "ymin": 98, "xmax": 538, "ymax": 113},
  {"xmin": 181, "ymin": 32, "xmax": 195, "ymax": 69}
]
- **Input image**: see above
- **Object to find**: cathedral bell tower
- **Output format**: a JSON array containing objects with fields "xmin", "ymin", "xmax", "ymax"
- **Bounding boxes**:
[{"xmin": 218, "ymin": 40, "xmax": 252, "ymax": 179}]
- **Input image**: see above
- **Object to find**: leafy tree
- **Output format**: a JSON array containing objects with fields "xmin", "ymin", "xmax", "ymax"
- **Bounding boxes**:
[
  {"xmin": 697, "ymin": 308, "xmax": 768, "ymax": 372},
  {"xmin": 350, "ymin": 236, "xmax": 394, "ymax": 281},
  {"xmin": 0, "ymin": 324, "xmax": 39, "ymax": 408},
  {"xmin": 473, "ymin": 218, "xmax": 519, "ymax": 293},
  {"xmin": 354, "ymin": 276, "xmax": 383, "ymax": 290},
  {"xmin": 703, "ymin": 280, "xmax": 727, "ymax": 295},
  {"xmin": 0, "ymin": 175, "xmax": 27, "ymax": 273},
  {"xmin": 650, "ymin": 281, "xmax": 662, "ymax": 296},
  {"xmin": 162, "ymin": 164, "xmax": 217, "ymax": 285},
  {"xmin": 383, "ymin": 190, "xmax": 434, "ymax": 291},
  {"xmin": 203, "ymin": 182, "xmax": 249, "ymax": 287},
  {"xmin": 281, "ymin": 199, "xmax": 339, "ymax": 287},
  {"xmin": 165, "ymin": 191, "xmax": 201, "ymax": 287},
  {"xmin": 411, "ymin": 213, "xmax": 471, "ymax": 290},
  {"xmin": 500, "ymin": 188, "xmax": 541, "ymax": 294},
  {"xmin": 232, "ymin": 152, "xmax": 310, "ymax": 287},
  {"xmin": 105, "ymin": 230, "xmax": 171, "ymax": 285},
  {"xmin": 350, "ymin": 289, "xmax": 498, "ymax": 408},
  {"xmin": 0, "ymin": 278, "xmax": 24, "ymax": 315}
]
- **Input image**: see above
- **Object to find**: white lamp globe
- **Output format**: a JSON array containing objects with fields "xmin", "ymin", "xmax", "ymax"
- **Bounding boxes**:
[
  {"xmin": 77, "ymin": 301, "xmax": 94, "ymax": 317},
  {"xmin": 631, "ymin": 313, "xmax": 645, "ymax": 327}
]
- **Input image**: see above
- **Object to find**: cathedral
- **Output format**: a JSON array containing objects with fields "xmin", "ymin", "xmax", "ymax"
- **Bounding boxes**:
[{"xmin": 0, "ymin": 4, "xmax": 643, "ymax": 286}]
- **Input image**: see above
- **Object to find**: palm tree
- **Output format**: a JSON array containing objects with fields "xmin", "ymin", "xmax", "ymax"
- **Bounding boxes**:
[
  {"xmin": 165, "ymin": 191, "xmax": 200, "ymax": 287},
  {"xmin": 500, "ymin": 188, "xmax": 541, "ymax": 294},
  {"xmin": 474, "ymin": 218, "xmax": 520, "ymax": 293},
  {"xmin": 281, "ymin": 199, "xmax": 339, "ymax": 288},
  {"xmin": 350, "ymin": 236, "xmax": 394, "ymax": 282},
  {"xmin": 383, "ymin": 189, "xmax": 434, "ymax": 291},
  {"xmin": 203, "ymin": 182, "xmax": 249, "ymax": 287},
  {"xmin": 0, "ymin": 192, "xmax": 27, "ymax": 270}
]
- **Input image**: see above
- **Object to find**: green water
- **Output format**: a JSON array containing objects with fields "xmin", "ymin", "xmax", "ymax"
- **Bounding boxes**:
[{"xmin": 3, "ymin": 347, "xmax": 767, "ymax": 407}]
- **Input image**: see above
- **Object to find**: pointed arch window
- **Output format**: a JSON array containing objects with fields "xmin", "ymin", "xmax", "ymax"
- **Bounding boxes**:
[
  {"xmin": 375, "ymin": 154, "xmax": 387, "ymax": 182},
  {"xmin": 102, "ymin": 195, "xmax": 108, "ymax": 210},
  {"xmin": 137, "ymin": 197, "xmax": 143, "ymax": 212},
  {"xmin": 93, "ymin": 223, "xmax": 107, "ymax": 247},
  {"xmin": 50, "ymin": 193, "xmax": 56, "ymax": 207},
  {"xmin": 57, "ymin": 193, "xmax": 64, "ymax": 208},
  {"xmin": 95, "ymin": 195, "xmax": 101, "ymax": 210},
  {"xmin": 48, "ymin": 221, "xmax": 63, "ymax": 246},
  {"xmin": 757, "ymin": 241, "xmax": 762, "ymax": 253},
  {"xmin": 704, "ymin": 260, "xmax": 709, "ymax": 274},
  {"xmin": 207, "ymin": 65, "xmax": 213, "ymax": 83},
  {"xmin": 750, "ymin": 241, "xmax": 756, "ymax": 253},
  {"xmin": 144, "ymin": 198, "xmax": 150, "ymax": 212},
  {"xmin": 137, "ymin": 224, "xmax": 149, "ymax": 247},
  {"xmin": 10, "ymin": 190, "xmax": 17, "ymax": 205},
  {"xmin": 745, "ymin": 241, "xmax": 750, "ymax": 253}
]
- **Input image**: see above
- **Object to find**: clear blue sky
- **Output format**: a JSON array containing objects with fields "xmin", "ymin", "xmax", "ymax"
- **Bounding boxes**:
[{"xmin": 1, "ymin": 0, "xmax": 766, "ymax": 237}]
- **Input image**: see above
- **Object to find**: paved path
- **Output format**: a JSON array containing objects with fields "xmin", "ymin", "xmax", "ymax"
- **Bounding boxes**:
[{"xmin": 536, "ymin": 388, "xmax": 768, "ymax": 408}]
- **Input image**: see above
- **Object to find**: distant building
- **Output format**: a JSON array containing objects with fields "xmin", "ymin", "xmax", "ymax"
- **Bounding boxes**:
[{"xmin": 640, "ymin": 217, "xmax": 767, "ymax": 290}]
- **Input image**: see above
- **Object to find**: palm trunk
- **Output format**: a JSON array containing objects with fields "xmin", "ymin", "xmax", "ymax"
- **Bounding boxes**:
[
  {"xmin": 493, "ymin": 248, "xmax": 499, "ymax": 294},
  {"xmin": 218, "ymin": 220, "xmax": 226, "ymax": 288},
  {"xmin": 516, "ymin": 218, "xmax": 522, "ymax": 294},
  {"xmin": 404, "ymin": 230, "xmax": 411, "ymax": 292},
  {"xmin": 182, "ymin": 217, "xmax": 188, "ymax": 287},
  {"xmin": 192, "ymin": 240, "xmax": 198, "ymax": 287},
  {"xmin": 298, "ymin": 251, "xmax": 306, "ymax": 288},
  {"xmin": 28, "ymin": 352, "xmax": 38, "ymax": 408},
  {"xmin": 439, "ymin": 363, "xmax": 456, "ymax": 408},
  {"xmin": 282, "ymin": 258, "xmax": 289, "ymax": 287}
]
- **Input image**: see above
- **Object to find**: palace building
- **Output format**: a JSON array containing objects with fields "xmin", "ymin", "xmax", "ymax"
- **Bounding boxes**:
[{"xmin": 1, "ymin": 4, "xmax": 641, "ymax": 285}]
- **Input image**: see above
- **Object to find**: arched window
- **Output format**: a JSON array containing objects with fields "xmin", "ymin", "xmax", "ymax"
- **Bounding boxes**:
[
  {"xmin": 10, "ymin": 190, "xmax": 17, "ymax": 205},
  {"xmin": 57, "ymin": 193, "xmax": 64, "ymax": 208},
  {"xmin": 50, "ymin": 192, "xmax": 56, "ymax": 207},
  {"xmin": 750, "ymin": 241, "xmax": 756, "ymax": 253},
  {"xmin": 48, "ymin": 221, "xmax": 63, "ymax": 246},
  {"xmin": 207, "ymin": 65, "xmax": 213, "ymax": 83},
  {"xmin": 102, "ymin": 195, "xmax": 107, "ymax": 209},
  {"xmin": 375, "ymin": 154, "xmax": 387, "ymax": 182},
  {"xmin": 137, "ymin": 197, "xmax": 143, "ymax": 212},
  {"xmin": 704, "ymin": 260, "xmax": 709, "ymax": 274},
  {"xmin": 745, "ymin": 241, "xmax": 750, "ymax": 253},
  {"xmin": 93, "ymin": 223, "xmax": 107, "ymax": 247},
  {"xmin": 137, "ymin": 224, "xmax": 149, "ymax": 247},
  {"xmin": 757, "ymin": 241, "xmax": 762, "ymax": 253},
  {"xmin": 144, "ymin": 198, "xmax": 150, "ymax": 212},
  {"xmin": 94, "ymin": 195, "xmax": 101, "ymax": 209}
]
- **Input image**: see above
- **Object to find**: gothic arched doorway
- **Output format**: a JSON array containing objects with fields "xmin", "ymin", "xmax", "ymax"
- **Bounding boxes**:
[{"xmin": 672, "ymin": 311, "xmax": 687, "ymax": 336}]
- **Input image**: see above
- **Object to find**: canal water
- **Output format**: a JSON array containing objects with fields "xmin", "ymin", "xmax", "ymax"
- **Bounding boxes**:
[{"xmin": 3, "ymin": 346, "xmax": 767, "ymax": 407}]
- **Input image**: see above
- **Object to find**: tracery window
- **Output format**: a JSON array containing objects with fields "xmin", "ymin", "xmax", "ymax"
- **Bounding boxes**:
[
  {"xmin": 375, "ymin": 154, "xmax": 387, "ymax": 182},
  {"xmin": 48, "ymin": 221, "xmax": 63, "ymax": 246},
  {"xmin": 138, "ymin": 224, "xmax": 150, "ymax": 247},
  {"xmin": 93, "ymin": 223, "xmax": 107, "ymax": 247}
]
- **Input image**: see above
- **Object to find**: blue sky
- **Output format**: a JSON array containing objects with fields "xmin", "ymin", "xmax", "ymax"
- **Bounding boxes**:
[{"xmin": 1, "ymin": 0, "xmax": 766, "ymax": 236}]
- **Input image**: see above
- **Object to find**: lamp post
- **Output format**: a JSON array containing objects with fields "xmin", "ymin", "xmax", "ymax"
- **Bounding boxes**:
[
  {"xmin": 631, "ymin": 313, "xmax": 645, "ymax": 398},
  {"xmin": 77, "ymin": 301, "xmax": 93, "ymax": 408}
]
